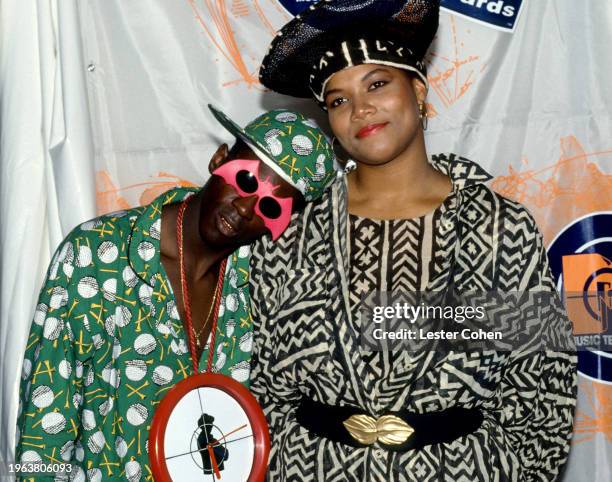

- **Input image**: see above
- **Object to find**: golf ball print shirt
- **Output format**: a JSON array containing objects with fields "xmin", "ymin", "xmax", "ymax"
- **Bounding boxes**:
[{"xmin": 15, "ymin": 187, "xmax": 254, "ymax": 481}]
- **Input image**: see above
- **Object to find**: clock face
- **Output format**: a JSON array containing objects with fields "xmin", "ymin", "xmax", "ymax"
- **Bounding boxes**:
[{"xmin": 149, "ymin": 373, "xmax": 269, "ymax": 482}]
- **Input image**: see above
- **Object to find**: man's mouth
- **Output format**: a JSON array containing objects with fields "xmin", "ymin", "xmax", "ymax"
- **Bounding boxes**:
[{"xmin": 217, "ymin": 213, "xmax": 238, "ymax": 237}]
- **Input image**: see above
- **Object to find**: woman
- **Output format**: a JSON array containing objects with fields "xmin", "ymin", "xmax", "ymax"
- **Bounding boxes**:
[{"xmin": 250, "ymin": 1, "xmax": 577, "ymax": 481}]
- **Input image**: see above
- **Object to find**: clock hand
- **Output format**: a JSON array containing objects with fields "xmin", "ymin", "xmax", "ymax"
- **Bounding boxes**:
[
  {"xmin": 207, "ymin": 444, "xmax": 222, "ymax": 480},
  {"xmin": 166, "ymin": 432, "xmax": 255, "ymax": 462},
  {"xmin": 213, "ymin": 433, "xmax": 254, "ymax": 447},
  {"xmin": 211, "ymin": 423, "xmax": 248, "ymax": 447}
]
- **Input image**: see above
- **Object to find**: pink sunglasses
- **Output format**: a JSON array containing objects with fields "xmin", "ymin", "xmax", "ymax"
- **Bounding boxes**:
[{"xmin": 212, "ymin": 159, "xmax": 293, "ymax": 240}]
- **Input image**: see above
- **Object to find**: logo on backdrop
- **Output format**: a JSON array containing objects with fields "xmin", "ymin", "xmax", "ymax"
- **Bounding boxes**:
[
  {"xmin": 441, "ymin": 0, "xmax": 525, "ymax": 32},
  {"xmin": 548, "ymin": 212, "xmax": 612, "ymax": 384},
  {"xmin": 278, "ymin": 0, "xmax": 318, "ymax": 16}
]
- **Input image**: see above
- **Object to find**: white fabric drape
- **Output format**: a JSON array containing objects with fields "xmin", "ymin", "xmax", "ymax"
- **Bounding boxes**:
[
  {"xmin": 1, "ymin": 1, "xmax": 610, "ymax": 479},
  {"xmin": 0, "ymin": 0, "xmax": 95, "ymax": 464}
]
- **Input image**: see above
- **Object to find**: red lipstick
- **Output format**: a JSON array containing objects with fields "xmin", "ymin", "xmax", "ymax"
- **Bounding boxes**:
[{"xmin": 356, "ymin": 122, "xmax": 388, "ymax": 139}]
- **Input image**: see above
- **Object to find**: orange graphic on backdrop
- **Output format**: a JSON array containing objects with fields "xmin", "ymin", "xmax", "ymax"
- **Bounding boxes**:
[
  {"xmin": 562, "ymin": 253, "xmax": 612, "ymax": 335},
  {"xmin": 231, "ymin": 0, "xmax": 250, "ymax": 18},
  {"xmin": 573, "ymin": 379, "xmax": 612, "ymax": 445},
  {"xmin": 253, "ymin": 0, "xmax": 290, "ymax": 35},
  {"xmin": 428, "ymin": 15, "xmax": 485, "ymax": 111},
  {"xmin": 187, "ymin": 0, "xmax": 286, "ymax": 89},
  {"xmin": 491, "ymin": 138, "xmax": 612, "ymax": 447},
  {"xmin": 188, "ymin": 1, "xmax": 483, "ymax": 106},
  {"xmin": 188, "ymin": 0, "xmax": 259, "ymax": 88},
  {"xmin": 491, "ymin": 136, "xmax": 612, "ymax": 244},
  {"xmin": 96, "ymin": 171, "xmax": 197, "ymax": 215}
]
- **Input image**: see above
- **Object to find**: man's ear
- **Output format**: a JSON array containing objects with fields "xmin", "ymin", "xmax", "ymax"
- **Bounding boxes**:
[{"xmin": 209, "ymin": 144, "xmax": 229, "ymax": 173}]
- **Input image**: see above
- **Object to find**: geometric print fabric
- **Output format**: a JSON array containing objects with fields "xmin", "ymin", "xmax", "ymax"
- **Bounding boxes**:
[{"xmin": 248, "ymin": 154, "xmax": 577, "ymax": 481}]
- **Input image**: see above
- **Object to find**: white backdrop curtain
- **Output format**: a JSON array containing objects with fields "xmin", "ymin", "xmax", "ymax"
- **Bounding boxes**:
[
  {"xmin": 0, "ymin": 0, "xmax": 96, "ymax": 465},
  {"xmin": 1, "ymin": 1, "xmax": 610, "ymax": 479}
]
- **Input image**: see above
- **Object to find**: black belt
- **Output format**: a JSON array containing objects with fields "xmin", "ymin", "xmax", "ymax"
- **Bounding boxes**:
[{"xmin": 295, "ymin": 398, "xmax": 483, "ymax": 452}]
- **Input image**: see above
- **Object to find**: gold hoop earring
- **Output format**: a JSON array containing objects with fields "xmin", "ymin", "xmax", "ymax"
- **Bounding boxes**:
[{"xmin": 418, "ymin": 102, "xmax": 428, "ymax": 131}]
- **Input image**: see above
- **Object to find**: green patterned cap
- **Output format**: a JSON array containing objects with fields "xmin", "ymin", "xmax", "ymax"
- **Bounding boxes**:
[{"xmin": 208, "ymin": 105, "xmax": 338, "ymax": 201}]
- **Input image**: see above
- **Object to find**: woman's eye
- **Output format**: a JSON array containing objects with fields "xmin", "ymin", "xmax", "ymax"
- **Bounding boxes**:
[
  {"xmin": 329, "ymin": 97, "xmax": 346, "ymax": 108},
  {"xmin": 369, "ymin": 80, "xmax": 387, "ymax": 90}
]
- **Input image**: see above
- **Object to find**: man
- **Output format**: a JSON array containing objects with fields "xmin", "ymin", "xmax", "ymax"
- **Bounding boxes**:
[{"xmin": 15, "ymin": 105, "xmax": 337, "ymax": 480}]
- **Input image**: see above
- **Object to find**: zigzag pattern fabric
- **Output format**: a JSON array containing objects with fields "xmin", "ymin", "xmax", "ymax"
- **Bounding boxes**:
[
  {"xmin": 347, "ymin": 198, "xmax": 454, "ymax": 381},
  {"xmin": 249, "ymin": 154, "xmax": 577, "ymax": 481}
]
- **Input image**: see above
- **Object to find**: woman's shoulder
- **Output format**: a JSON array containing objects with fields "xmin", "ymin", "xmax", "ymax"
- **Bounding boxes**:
[
  {"xmin": 434, "ymin": 152, "xmax": 540, "ymax": 235},
  {"xmin": 463, "ymin": 182, "xmax": 540, "ymax": 228},
  {"xmin": 484, "ymin": 187, "xmax": 540, "ymax": 231}
]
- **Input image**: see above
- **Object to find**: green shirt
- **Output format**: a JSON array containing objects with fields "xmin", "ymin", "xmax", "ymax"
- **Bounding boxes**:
[{"xmin": 16, "ymin": 187, "xmax": 254, "ymax": 481}]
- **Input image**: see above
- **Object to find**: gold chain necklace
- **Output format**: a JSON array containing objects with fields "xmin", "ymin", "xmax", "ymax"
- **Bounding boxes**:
[
  {"xmin": 191, "ymin": 274, "xmax": 223, "ymax": 347},
  {"xmin": 177, "ymin": 198, "xmax": 226, "ymax": 351}
]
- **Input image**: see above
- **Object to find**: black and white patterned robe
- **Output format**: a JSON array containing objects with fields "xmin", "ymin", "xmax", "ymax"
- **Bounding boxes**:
[{"xmin": 249, "ymin": 154, "xmax": 577, "ymax": 481}]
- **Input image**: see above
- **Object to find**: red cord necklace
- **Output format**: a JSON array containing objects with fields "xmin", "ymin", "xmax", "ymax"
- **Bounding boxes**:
[{"xmin": 176, "ymin": 197, "xmax": 227, "ymax": 374}]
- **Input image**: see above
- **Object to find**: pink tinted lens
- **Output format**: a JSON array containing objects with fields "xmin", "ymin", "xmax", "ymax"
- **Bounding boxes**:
[
  {"xmin": 257, "ymin": 196, "xmax": 292, "ymax": 240},
  {"xmin": 212, "ymin": 159, "xmax": 294, "ymax": 240}
]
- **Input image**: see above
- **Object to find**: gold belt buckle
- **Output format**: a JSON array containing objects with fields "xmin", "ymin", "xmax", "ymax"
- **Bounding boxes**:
[{"xmin": 343, "ymin": 414, "xmax": 414, "ymax": 446}]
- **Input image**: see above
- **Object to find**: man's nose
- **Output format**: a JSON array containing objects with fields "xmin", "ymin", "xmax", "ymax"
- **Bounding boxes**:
[{"xmin": 233, "ymin": 195, "xmax": 258, "ymax": 220}]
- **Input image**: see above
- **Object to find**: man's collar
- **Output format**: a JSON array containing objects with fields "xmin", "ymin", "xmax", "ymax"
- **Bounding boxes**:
[
  {"xmin": 128, "ymin": 187, "xmax": 198, "ymax": 287},
  {"xmin": 430, "ymin": 153, "xmax": 493, "ymax": 192}
]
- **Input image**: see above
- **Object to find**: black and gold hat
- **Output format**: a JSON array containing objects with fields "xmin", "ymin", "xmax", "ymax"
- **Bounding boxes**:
[{"xmin": 259, "ymin": 0, "xmax": 440, "ymax": 107}]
